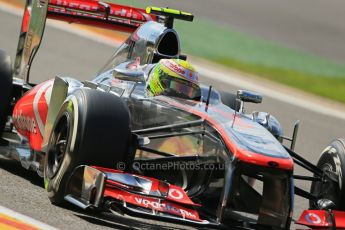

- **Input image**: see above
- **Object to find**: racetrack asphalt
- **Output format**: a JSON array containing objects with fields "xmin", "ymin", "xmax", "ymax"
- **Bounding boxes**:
[{"xmin": 0, "ymin": 5, "xmax": 345, "ymax": 230}]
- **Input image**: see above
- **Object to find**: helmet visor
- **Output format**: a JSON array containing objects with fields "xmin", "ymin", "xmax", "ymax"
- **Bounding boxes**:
[{"xmin": 160, "ymin": 72, "xmax": 200, "ymax": 99}]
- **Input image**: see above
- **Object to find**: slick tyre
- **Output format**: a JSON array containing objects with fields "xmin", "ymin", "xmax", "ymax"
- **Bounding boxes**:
[
  {"xmin": 310, "ymin": 138, "xmax": 345, "ymax": 210},
  {"xmin": 44, "ymin": 89, "xmax": 131, "ymax": 205},
  {"xmin": 219, "ymin": 91, "xmax": 240, "ymax": 112},
  {"xmin": 0, "ymin": 50, "xmax": 12, "ymax": 136}
]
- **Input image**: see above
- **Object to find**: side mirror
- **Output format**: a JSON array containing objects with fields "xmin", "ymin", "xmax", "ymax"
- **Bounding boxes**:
[
  {"xmin": 237, "ymin": 90, "xmax": 263, "ymax": 104},
  {"xmin": 113, "ymin": 69, "xmax": 145, "ymax": 83},
  {"xmin": 113, "ymin": 61, "xmax": 145, "ymax": 83}
]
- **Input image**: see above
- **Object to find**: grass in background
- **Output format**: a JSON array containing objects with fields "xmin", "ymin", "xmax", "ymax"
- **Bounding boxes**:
[{"xmin": 174, "ymin": 19, "xmax": 345, "ymax": 102}]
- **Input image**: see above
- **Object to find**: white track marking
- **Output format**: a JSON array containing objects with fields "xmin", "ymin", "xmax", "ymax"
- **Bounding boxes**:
[
  {"xmin": 1, "ymin": 2, "xmax": 345, "ymax": 120},
  {"xmin": 0, "ymin": 205, "xmax": 59, "ymax": 230}
]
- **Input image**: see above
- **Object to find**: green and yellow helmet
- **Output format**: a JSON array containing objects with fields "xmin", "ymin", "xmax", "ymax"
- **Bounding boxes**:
[{"xmin": 147, "ymin": 59, "xmax": 201, "ymax": 100}]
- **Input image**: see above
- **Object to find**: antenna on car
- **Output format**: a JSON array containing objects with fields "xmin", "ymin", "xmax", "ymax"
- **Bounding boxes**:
[
  {"xmin": 205, "ymin": 86, "xmax": 212, "ymax": 112},
  {"xmin": 232, "ymin": 90, "xmax": 263, "ymax": 128},
  {"xmin": 231, "ymin": 98, "xmax": 239, "ymax": 128}
]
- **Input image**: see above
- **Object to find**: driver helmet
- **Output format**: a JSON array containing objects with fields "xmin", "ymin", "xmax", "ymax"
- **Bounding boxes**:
[{"xmin": 147, "ymin": 59, "xmax": 201, "ymax": 100}]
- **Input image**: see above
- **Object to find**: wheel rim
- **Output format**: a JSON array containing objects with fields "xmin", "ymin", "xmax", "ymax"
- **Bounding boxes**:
[
  {"xmin": 321, "ymin": 164, "xmax": 337, "ymax": 197},
  {"xmin": 312, "ymin": 163, "xmax": 339, "ymax": 207},
  {"xmin": 47, "ymin": 114, "xmax": 70, "ymax": 178}
]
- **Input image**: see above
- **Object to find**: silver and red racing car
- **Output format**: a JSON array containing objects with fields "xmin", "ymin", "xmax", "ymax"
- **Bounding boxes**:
[{"xmin": 1, "ymin": 0, "xmax": 345, "ymax": 229}]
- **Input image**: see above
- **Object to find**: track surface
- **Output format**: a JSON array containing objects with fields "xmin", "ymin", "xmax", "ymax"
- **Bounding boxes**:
[
  {"xmin": 137, "ymin": 0, "xmax": 345, "ymax": 64},
  {"xmin": 0, "ymin": 6, "xmax": 345, "ymax": 230}
]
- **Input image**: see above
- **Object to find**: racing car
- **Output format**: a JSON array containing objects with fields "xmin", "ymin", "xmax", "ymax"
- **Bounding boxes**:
[{"xmin": 1, "ymin": 0, "xmax": 345, "ymax": 229}]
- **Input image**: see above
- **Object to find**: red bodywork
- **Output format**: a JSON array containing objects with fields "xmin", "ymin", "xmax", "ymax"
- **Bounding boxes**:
[
  {"xmin": 47, "ymin": 0, "xmax": 157, "ymax": 33},
  {"xmin": 297, "ymin": 210, "xmax": 345, "ymax": 229},
  {"xmin": 12, "ymin": 80, "xmax": 53, "ymax": 151}
]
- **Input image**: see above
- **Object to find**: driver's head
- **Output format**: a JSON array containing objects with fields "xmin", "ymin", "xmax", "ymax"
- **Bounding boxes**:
[{"xmin": 147, "ymin": 59, "xmax": 201, "ymax": 100}]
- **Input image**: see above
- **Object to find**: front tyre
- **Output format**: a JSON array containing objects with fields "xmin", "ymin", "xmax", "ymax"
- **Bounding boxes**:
[
  {"xmin": 310, "ymin": 138, "xmax": 345, "ymax": 210},
  {"xmin": 44, "ymin": 89, "xmax": 131, "ymax": 205},
  {"xmin": 0, "ymin": 50, "xmax": 12, "ymax": 136}
]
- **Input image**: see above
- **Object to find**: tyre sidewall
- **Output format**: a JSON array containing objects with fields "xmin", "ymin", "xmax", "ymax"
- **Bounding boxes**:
[
  {"xmin": 310, "ymin": 139, "xmax": 345, "ymax": 209},
  {"xmin": 0, "ymin": 50, "xmax": 12, "ymax": 135},
  {"xmin": 44, "ymin": 100, "xmax": 77, "ymax": 204},
  {"xmin": 44, "ymin": 89, "xmax": 131, "ymax": 204}
]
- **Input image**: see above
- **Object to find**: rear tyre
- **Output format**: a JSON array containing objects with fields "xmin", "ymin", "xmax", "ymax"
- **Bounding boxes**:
[
  {"xmin": 0, "ymin": 50, "xmax": 12, "ymax": 137},
  {"xmin": 44, "ymin": 89, "xmax": 131, "ymax": 205},
  {"xmin": 219, "ymin": 91, "xmax": 240, "ymax": 112},
  {"xmin": 310, "ymin": 138, "xmax": 345, "ymax": 210}
]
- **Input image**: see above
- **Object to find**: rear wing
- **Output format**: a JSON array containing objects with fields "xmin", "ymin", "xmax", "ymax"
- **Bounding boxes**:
[{"xmin": 14, "ymin": 0, "xmax": 157, "ymax": 83}]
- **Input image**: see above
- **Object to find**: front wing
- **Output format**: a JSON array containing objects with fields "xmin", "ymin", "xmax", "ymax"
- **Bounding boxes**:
[
  {"xmin": 64, "ymin": 165, "xmax": 214, "ymax": 227},
  {"xmin": 64, "ymin": 165, "xmax": 345, "ymax": 229}
]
